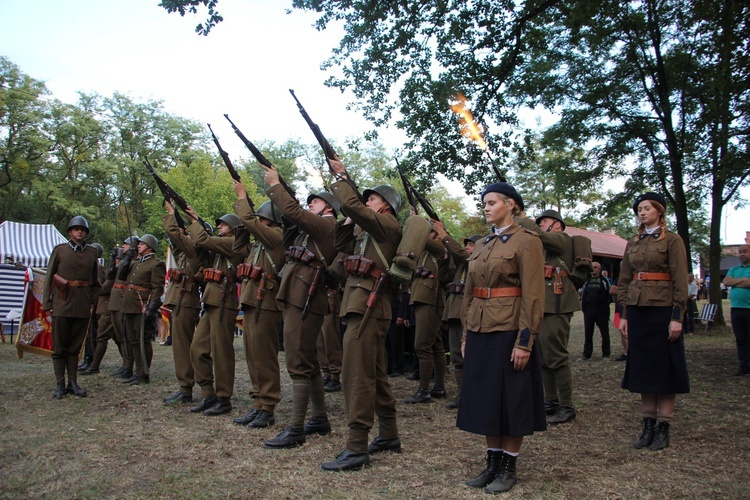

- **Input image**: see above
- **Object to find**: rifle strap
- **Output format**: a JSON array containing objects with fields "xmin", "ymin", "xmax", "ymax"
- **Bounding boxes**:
[{"xmin": 359, "ymin": 233, "xmax": 388, "ymax": 270}]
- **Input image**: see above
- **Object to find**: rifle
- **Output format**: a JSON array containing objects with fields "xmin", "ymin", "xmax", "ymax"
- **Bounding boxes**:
[
  {"xmin": 301, "ymin": 265, "xmax": 323, "ymax": 320},
  {"xmin": 396, "ymin": 158, "xmax": 419, "ymax": 215},
  {"xmin": 289, "ymin": 89, "xmax": 364, "ymax": 203},
  {"xmin": 143, "ymin": 158, "xmax": 186, "ymax": 229},
  {"xmin": 207, "ymin": 123, "xmax": 255, "ymax": 212},
  {"xmin": 143, "ymin": 158, "xmax": 206, "ymax": 229},
  {"xmin": 223, "ymin": 114, "xmax": 297, "ymax": 201},
  {"xmin": 395, "ymin": 159, "xmax": 440, "ymax": 221}
]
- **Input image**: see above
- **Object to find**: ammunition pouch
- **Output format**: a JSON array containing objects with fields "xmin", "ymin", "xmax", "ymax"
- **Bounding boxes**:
[
  {"xmin": 344, "ymin": 255, "xmax": 375, "ymax": 278},
  {"xmin": 237, "ymin": 263, "xmax": 262, "ymax": 281},
  {"xmin": 286, "ymin": 245, "xmax": 317, "ymax": 264},
  {"xmin": 415, "ymin": 266, "xmax": 434, "ymax": 279},
  {"xmin": 203, "ymin": 268, "xmax": 225, "ymax": 283},
  {"xmin": 167, "ymin": 268, "xmax": 186, "ymax": 282},
  {"xmin": 445, "ymin": 282, "xmax": 465, "ymax": 295}
]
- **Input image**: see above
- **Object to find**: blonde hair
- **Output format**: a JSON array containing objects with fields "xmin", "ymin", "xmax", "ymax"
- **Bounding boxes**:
[
  {"xmin": 497, "ymin": 194, "xmax": 522, "ymax": 216},
  {"xmin": 636, "ymin": 200, "xmax": 667, "ymax": 241}
]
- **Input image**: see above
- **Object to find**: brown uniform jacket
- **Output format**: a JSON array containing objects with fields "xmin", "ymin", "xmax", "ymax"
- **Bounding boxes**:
[
  {"xmin": 96, "ymin": 277, "xmax": 114, "ymax": 315},
  {"xmin": 233, "ymin": 198, "xmax": 285, "ymax": 311},
  {"xmin": 162, "ymin": 214, "xmax": 207, "ymax": 310},
  {"xmin": 441, "ymin": 234, "xmax": 471, "ymax": 321},
  {"xmin": 331, "ymin": 180, "xmax": 402, "ymax": 320},
  {"xmin": 409, "ymin": 238, "xmax": 447, "ymax": 307},
  {"xmin": 617, "ymin": 230, "xmax": 688, "ymax": 321},
  {"xmin": 43, "ymin": 241, "xmax": 101, "ymax": 318},
  {"xmin": 517, "ymin": 217, "xmax": 581, "ymax": 314},
  {"xmin": 120, "ymin": 253, "xmax": 166, "ymax": 314},
  {"xmin": 268, "ymin": 184, "xmax": 337, "ymax": 315},
  {"xmin": 461, "ymin": 225, "xmax": 545, "ymax": 351},
  {"xmin": 187, "ymin": 220, "xmax": 241, "ymax": 310}
]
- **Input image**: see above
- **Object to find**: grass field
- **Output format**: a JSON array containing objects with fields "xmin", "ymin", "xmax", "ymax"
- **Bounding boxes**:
[{"xmin": 1, "ymin": 302, "xmax": 749, "ymax": 498}]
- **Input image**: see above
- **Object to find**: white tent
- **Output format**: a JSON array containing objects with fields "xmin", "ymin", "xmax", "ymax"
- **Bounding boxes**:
[{"xmin": 0, "ymin": 221, "xmax": 67, "ymax": 331}]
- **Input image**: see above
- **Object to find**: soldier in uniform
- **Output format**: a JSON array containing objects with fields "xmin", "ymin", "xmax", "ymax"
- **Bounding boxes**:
[
  {"xmin": 231, "ymin": 181, "xmax": 285, "ymax": 429},
  {"xmin": 161, "ymin": 202, "xmax": 210, "ymax": 404},
  {"xmin": 80, "ymin": 246, "xmax": 121, "ymax": 375},
  {"xmin": 458, "ymin": 183, "xmax": 545, "ymax": 494},
  {"xmin": 42, "ymin": 216, "xmax": 101, "ymax": 398},
  {"xmin": 317, "ymin": 289, "xmax": 343, "ymax": 392},
  {"xmin": 79, "ymin": 242, "xmax": 104, "ymax": 370},
  {"xmin": 119, "ymin": 234, "xmax": 166, "ymax": 385},
  {"xmin": 435, "ymin": 225, "xmax": 482, "ymax": 409},
  {"xmin": 186, "ymin": 209, "xmax": 243, "ymax": 416},
  {"xmin": 262, "ymin": 166, "xmax": 338, "ymax": 449},
  {"xmin": 109, "ymin": 236, "xmax": 139, "ymax": 379},
  {"xmin": 517, "ymin": 209, "xmax": 580, "ymax": 425},
  {"xmin": 404, "ymin": 222, "xmax": 450, "ymax": 404},
  {"xmin": 321, "ymin": 159, "xmax": 403, "ymax": 472}
]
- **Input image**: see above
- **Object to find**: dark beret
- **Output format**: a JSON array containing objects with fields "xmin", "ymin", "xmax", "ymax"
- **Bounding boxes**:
[
  {"xmin": 481, "ymin": 182, "xmax": 524, "ymax": 211},
  {"xmin": 633, "ymin": 192, "xmax": 667, "ymax": 214}
]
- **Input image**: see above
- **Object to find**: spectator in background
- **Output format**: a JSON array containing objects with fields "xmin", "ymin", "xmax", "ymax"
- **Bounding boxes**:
[
  {"xmin": 581, "ymin": 262, "xmax": 611, "ymax": 359},
  {"xmin": 683, "ymin": 274, "xmax": 698, "ymax": 334},
  {"xmin": 611, "ymin": 277, "xmax": 627, "ymax": 361},
  {"xmin": 723, "ymin": 245, "xmax": 750, "ymax": 376}
]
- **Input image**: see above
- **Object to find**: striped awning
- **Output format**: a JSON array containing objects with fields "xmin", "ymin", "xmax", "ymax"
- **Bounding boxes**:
[{"xmin": 0, "ymin": 221, "xmax": 67, "ymax": 268}]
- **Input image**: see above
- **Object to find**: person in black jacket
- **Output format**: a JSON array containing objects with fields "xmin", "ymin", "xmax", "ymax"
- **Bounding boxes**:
[{"xmin": 581, "ymin": 262, "xmax": 611, "ymax": 359}]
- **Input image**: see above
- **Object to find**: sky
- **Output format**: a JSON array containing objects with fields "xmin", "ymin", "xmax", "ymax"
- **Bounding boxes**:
[{"xmin": 1, "ymin": 0, "xmax": 748, "ymax": 245}]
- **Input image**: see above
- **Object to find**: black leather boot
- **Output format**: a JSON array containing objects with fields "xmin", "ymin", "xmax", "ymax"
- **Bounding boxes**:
[
  {"xmin": 485, "ymin": 453, "xmax": 517, "ymax": 494},
  {"xmin": 303, "ymin": 416, "xmax": 332, "ymax": 436},
  {"xmin": 53, "ymin": 382, "xmax": 66, "ymax": 399},
  {"xmin": 66, "ymin": 381, "xmax": 87, "ymax": 397},
  {"xmin": 466, "ymin": 450, "xmax": 503, "ymax": 488},
  {"xmin": 264, "ymin": 426, "xmax": 306, "ymax": 448},
  {"xmin": 649, "ymin": 421, "xmax": 670, "ymax": 451},
  {"xmin": 633, "ymin": 417, "xmax": 656, "ymax": 449},
  {"xmin": 544, "ymin": 399, "xmax": 560, "ymax": 416}
]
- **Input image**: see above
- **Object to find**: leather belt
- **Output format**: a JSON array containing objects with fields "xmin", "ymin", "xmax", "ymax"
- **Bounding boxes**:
[
  {"xmin": 67, "ymin": 280, "xmax": 90, "ymax": 287},
  {"xmin": 113, "ymin": 283, "xmax": 127, "ymax": 289},
  {"xmin": 634, "ymin": 272, "xmax": 671, "ymax": 281},
  {"xmin": 472, "ymin": 287, "xmax": 522, "ymax": 299},
  {"xmin": 126, "ymin": 284, "xmax": 150, "ymax": 292},
  {"xmin": 544, "ymin": 265, "xmax": 569, "ymax": 279}
]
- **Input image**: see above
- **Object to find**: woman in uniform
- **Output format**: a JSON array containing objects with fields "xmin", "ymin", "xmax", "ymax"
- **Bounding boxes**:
[
  {"xmin": 617, "ymin": 192, "xmax": 689, "ymax": 451},
  {"xmin": 458, "ymin": 183, "xmax": 545, "ymax": 494}
]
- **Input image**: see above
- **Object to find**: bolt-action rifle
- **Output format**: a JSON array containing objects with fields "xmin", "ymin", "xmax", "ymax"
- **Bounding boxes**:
[
  {"xmin": 207, "ymin": 123, "xmax": 254, "ymax": 212},
  {"xmin": 395, "ymin": 158, "xmax": 440, "ymax": 221},
  {"xmin": 143, "ymin": 157, "xmax": 206, "ymax": 229}
]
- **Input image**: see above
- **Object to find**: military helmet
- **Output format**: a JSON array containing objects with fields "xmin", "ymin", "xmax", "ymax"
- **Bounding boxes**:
[
  {"xmin": 67, "ymin": 215, "xmax": 89, "ymax": 232},
  {"xmin": 215, "ymin": 213, "xmax": 242, "ymax": 230},
  {"xmin": 202, "ymin": 221, "xmax": 214, "ymax": 236},
  {"xmin": 256, "ymin": 201, "xmax": 283, "ymax": 225},
  {"xmin": 90, "ymin": 242, "xmax": 104, "ymax": 258},
  {"xmin": 123, "ymin": 236, "xmax": 140, "ymax": 246},
  {"xmin": 307, "ymin": 191, "xmax": 341, "ymax": 217},
  {"xmin": 463, "ymin": 234, "xmax": 483, "ymax": 245},
  {"xmin": 363, "ymin": 185, "xmax": 402, "ymax": 214},
  {"xmin": 535, "ymin": 209, "xmax": 566, "ymax": 230},
  {"xmin": 116, "ymin": 247, "xmax": 125, "ymax": 259},
  {"xmin": 139, "ymin": 234, "xmax": 158, "ymax": 252}
]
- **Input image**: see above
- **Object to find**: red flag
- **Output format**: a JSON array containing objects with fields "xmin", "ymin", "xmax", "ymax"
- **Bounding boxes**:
[{"xmin": 16, "ymin": 269, "xmax": 53, "ymax": 357}]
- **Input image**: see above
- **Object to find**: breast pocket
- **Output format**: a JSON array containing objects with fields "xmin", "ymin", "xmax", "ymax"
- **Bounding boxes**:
[{"xmin": 489, "ymin": 251, "xmax": 516, "ymax": 283}]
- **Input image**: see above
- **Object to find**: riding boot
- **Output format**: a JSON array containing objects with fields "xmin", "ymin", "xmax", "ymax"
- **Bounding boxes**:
[
  {"xmin": 66, "ymin": 355, "xmax": 79, "ymax": 385},
  {"xmin": 88, "ymin": 342, "xmax": 107, "ymax": 372}
]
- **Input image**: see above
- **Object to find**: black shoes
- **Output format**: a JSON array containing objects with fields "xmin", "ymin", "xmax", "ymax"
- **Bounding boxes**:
[
  {"xmin": 547, "ymin": 405, "xmax": 576, "ymax": 425},
  {"xmin": 649, "ymin": 421, "xmax": 670, "ymax": 451},
  {"xmin": 466, "ymin": 450, "xmax": 504, "ymax": 488},
  {"xmin": 633, "ymin": 417, "xmax": 656, "ymax": 449},
  {"xmin": 79, "ymin": 367, "xmax": 100, "ymax": 376},
  {"xmin": 163, "ymin": 390, "xmax": 193, "ymax": 405},
  {"xmin": 264, "ymin": 426, "xmax": 306, "ymax": 448},
  {"xmin": 733, "ymin": 367, "xmax": 749, "ymax": 376},
  {"xmin": 324, "ymin": 379, "xmax": 342, "ymax": 392},
  {"xmin": 123, "ymin": 375, "xmax": 149, "ymax": 385},
  {"xmin": 247, "ymin": 410, "xmax": 275, "ymax": 428},
  {"xmin": 203, "ymin": 401, "xmax": 232, "ymax": 416},
  {"xmin": 111, "ymin": 369, "xmax": 132, "ymax": 379},
  {"xmin": 430, "ymin": 386, "xmax": 447, "ymax": 399},
  {"xmin": 367, "ymin": 436, "xmax": 401, "ymax": 454},
  {"xmin": 615, "ymin": 354, "xmax": 628, "ymax": 362},
  {"xmin": 66, "ymin": 381, "xmax": 87, "ymax": 397},
  {"xmin": 544, "ymin": 400, "xmax": 560, "ymax": 416},
  {"xmin": 234, "ymin": 408, "xmax": 261, "ymax": 426},
  {"xmin": 53, "ymin": 383, "xmax": 66, "ymax": 399},
  {"xmin": 581, "ymin": 354, "xmax": 591, "ymax": 360},
  {"xmin": 321, "ymin": 450, "xmax": 370, "ymax": 471},
  {"xmin": 445, "ymin": 396, "xmax": 460, "ymax": 409},
  {"xmin": 190, "ymin": 396, "xmax": 218, "ymax": 413},
  {"xmin": 404, "ymin": 388, "xmax": 432, "ymax": 404},
  {"xmin": 303, "ymin": 416, "xmax": 332, "ymax": 436},
  {"xmin": 407, "ymin": 371, "xmax": 420, "ymax": 381},
  {"xmin": 485, "ymin": 453, "xmax": 517, "ymax": 494}
]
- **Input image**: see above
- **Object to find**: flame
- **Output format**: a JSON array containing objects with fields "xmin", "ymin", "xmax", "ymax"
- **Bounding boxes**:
[{"xmin": 450, "ymin": 92, "xmax": 487, "ymax": 150}]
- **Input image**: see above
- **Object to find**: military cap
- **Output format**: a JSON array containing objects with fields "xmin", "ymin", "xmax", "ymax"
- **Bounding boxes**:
[{"xmin": 633, "ymin": 192, "xmax": 667, "ymax": 214}]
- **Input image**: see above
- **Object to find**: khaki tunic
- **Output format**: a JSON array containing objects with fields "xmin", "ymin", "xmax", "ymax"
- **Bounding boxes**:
[
  {"xmin": 461, "ymin": 225, "xmax": 545, "ymax": 351},
  {"xmin": 409, "ymin": 238, "xmax": 447, "ymax": 308},
  {"xmin": 267, "ymin": 184, "xmax": 337, "ymax": 316},
  {"xmin": 162, "ymin": 214, "xmax": 206, "ymax": 310},
  {"xmin": 43, "ymin": 242, "xmax": 101, "ymax": 316},
  {"xmin": 441, "ymin": 234, "xmax": 471, "ymax": 321},
  {"xmin": 517, "ymin": 217, "xmax": 580, "ymax": 313},
  {"xmin": 187, "ymin": 221, "xmax": 241, "ymax": 310},
  {"xmin": 617, "ymin": 231, "xmax": 688, "ymax": 321},
  {"xmin": 120, "ymin": 254, "xmax": 166, "ymax": 314}
]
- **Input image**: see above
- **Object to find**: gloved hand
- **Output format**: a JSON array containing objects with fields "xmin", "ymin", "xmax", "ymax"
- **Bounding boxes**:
[
  {"xmin": 117, "ymin": 254, "xmax": 132, "ymax": 281},
  {"xmin": 145, "ymin": 299, "xmax": 162, "ymax": 320}
]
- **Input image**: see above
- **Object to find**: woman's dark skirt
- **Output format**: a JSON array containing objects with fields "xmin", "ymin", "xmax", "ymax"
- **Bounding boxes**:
[
  {"xmin": 621, "ymin": 306, "xmax": 690, "ymax": 394},
  {"xmin": 457, "ymin": 329, "xmax": 547, "ymax": 437}
]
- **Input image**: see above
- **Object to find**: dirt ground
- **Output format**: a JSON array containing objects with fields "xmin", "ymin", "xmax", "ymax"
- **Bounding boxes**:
[{"xmin": 1, "ymin": 303, "xmax": 749, "ymax": 499}]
